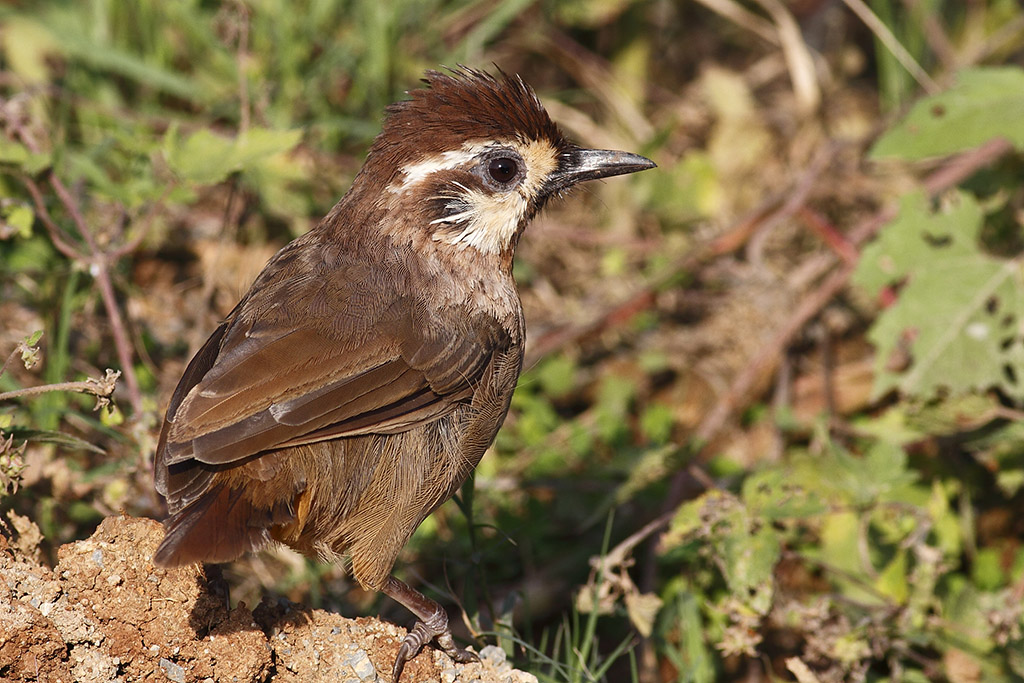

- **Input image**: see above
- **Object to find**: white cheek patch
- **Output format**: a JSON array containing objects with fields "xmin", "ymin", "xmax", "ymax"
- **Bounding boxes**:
[
  {"xmin": 393, "ymin": 138, "xmax": 561, "ymax": 255},
  {"xmin": 432, "ymin": 188, "xmax": 529, "ymax": 254}
]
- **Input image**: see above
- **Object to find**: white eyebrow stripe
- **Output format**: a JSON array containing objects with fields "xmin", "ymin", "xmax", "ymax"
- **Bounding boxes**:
[{"xmin": 389, "ymin": 143, "xmax": 494, "ymax": 194}]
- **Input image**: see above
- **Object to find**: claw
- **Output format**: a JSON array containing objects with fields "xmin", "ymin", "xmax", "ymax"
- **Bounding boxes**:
[
  {"xmin": 383, "ymin": 576, "xmax": 477, "ymax": 682},
  {"xmin": 391, "ymin": 605, "xmax": 478, "ymax": 681},
  {"xmin": 392, "ymin": 620, "xmax": 432, "ymax": 682}
]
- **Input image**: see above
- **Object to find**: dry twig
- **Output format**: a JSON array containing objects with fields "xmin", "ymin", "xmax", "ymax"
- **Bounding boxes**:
[
  {"xmin": 0, "ymin": 369, "xmax": 122, "ymax": 410},
  {"xmin": 1, "ymin": 99, "xmax": 151, "ymax": 417}
]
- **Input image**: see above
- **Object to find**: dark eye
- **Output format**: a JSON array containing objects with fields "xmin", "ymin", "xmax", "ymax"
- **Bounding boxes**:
[{"xmin": 488, "ymin": 157, "xmax": 518, "ymax": 183}]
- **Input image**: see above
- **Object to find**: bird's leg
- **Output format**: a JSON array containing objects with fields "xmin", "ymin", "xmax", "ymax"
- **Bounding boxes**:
[{"xmin": 383, "ymin": 575, "xmax": 478, "ymax": 682}]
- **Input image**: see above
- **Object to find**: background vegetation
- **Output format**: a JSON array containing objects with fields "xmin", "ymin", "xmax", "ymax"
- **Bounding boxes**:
[{"xmin": 2, "ymin": 1, "xmax": 1024, "ymax": 681}]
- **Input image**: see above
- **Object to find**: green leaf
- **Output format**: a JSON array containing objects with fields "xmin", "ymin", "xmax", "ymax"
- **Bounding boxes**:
[
  {"xmin": 232, "ymin": 128, "xmax": 304, "ymax": 169},
  {"xmin": 854, "ymin": 189, "xmax": 985, "ymax": 297},
  {"xmin": 793, "ymin": 441, "xmax": 917, "ymax": 508},
  {"xmin": 164, "ymin": 126, "xmax": 302, "ymax": 185},
  {"xmin": 0, "ymin": 139, "xmax": 30, "ymax": 165},
  {"xmin": 872, "ymin": 66, "xmax": 1024, "ymax": 160},
  {"xmin": 662, "ymin": 490, "xmax": 779, "ymax": 615},
  {"xmin": 163, "ymin": 128, "xmax": 238, "ymax": 185},
  {"xmin": 942, "ymin": 580, "xmax": 996, "ymax": 653},
  {"xmin": 639, "ymin": 402, "xmax": 674, "ymax": 444},
  {"xmin": 819, "ymin": 511, "xmax": 862, "ymax": 575},
  {"xmin": 99, "ymin": 404, "xmax": 124, "ymax": 427},
  {"xmin": 536, "ymin": 354, "xmax": 577, "ymax": 398},
  {"xmin": 874, "ymin": 549, "xmax": 909, "ymax": 604},
  {"xmin": 741, "ymin": 467, "xmax": 827, "ymax": 521},
  {"xmin": 2, "ymin": 205, "xmax": 34, "ymax": 239},
  {"xmin": 855, "ymin": 190, "xmax": 1024, "ymax": 401},
  {"xmin": 612, "ymin": 443, "xmax": 675, "ymax": 505},
  {"xmin": 814, "ymin": 510, "xmax": 893, "ymax": 606},
  {"xmin": 661, "ymin": 492, "xmax": 714, "ymax": 551},
  {"xmin": 57, "ymin": 34, "xmax": 202, "ymax": 103},
  {"xmin": 927, "ymin": 480, "xmax": 962, "ymax": 558},
  {"xmin": 662, "ymin": 590, "xmax": 716, "ymax": 683},
  {"xmin": 971, "ymin": 548, "xmax": 1006, "ymax": 590},
  {"xmin": 721, "ymin": 525, "xmax": 779, "ymax": 614},
  {"xmin": 0, "ymin": 16, "xmax": 59, "ymax": 84},
  {"xmin": 0, "ymin": 139, "xmax": 51, "ymax": 174}
]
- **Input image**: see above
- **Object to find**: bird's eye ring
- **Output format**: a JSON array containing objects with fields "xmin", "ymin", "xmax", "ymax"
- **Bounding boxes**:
[{"xmin": 488, "ymin": 157, "xmax": 518, "ymax": 183}]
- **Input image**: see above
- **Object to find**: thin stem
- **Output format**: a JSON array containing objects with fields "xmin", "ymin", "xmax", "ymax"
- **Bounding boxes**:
[
  {"xmin": 842, "ymin": 0, "xmax": 940, "ymax": 94},
  {"xmin": 0, "ymin": 370, "xmax": 120, "ymax": 405},
  {"xmin": 20, "ymin": 176, "xmax": 84, "ymax": 261},
  {"xmin": 0, "ymin": 348, "xmax": 20, "ymax": 380},
  {"xmin": 89, "ymin": 260, "xmax": 142, "ymax": 415},
  {"xmin": 11, "ymin": 116, "xmax": 145, "ymax": 417}
]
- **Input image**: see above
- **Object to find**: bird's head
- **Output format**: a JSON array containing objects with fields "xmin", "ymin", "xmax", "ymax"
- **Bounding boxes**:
[{"xmin": 349, "ymin": 68, "xmax": 655, "ymax": 263}]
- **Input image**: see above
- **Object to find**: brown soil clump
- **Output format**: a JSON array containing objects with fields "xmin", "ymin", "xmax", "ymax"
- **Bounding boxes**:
[{"xmin": 0, "ymin": 515, "xmax": 536, "ymax": 683}]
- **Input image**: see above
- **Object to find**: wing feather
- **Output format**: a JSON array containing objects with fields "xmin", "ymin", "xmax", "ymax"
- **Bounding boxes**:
[{"xmin": 157, "ymin": 256, "xmax": 507, "ymax": 473}]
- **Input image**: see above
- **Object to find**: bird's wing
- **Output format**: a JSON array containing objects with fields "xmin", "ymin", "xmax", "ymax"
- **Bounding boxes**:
[{"xmin": 156, "ymin": 257, "xmax": 507, "ymax": 491}]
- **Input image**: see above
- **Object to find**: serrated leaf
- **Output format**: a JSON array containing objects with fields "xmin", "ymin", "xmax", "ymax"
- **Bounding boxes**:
[
  {"xmin": 855, "ymin": 190, "xmax": 1024, "ymax": 401},
  {"xmin": 793, "ymin": 441, "xmax": 916, "ymax": 508},
  {"xmin": 871, "ymin": 66, "xmax": 1024, "ymax": 160},
  {"xmin": 853, "ymin": 190, "xmax": 984, "ymax": 297}
]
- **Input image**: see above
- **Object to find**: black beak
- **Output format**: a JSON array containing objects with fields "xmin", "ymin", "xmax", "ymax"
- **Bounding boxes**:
[{"xmin": 549, "ymin": 147, "xmax": 656, "ymax": 191}]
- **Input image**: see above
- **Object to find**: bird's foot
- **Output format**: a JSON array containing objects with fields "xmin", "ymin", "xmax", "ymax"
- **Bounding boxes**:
[
  {"xmin": 392, "ymin": 606, "xmax": 478, "ymax": 681},
  {"xmin": 384, "ymin": 575, "xmax": 477, "ymax": 682}
]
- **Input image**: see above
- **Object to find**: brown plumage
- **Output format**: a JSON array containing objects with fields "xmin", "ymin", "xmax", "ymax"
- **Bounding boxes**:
[{"xmin": 153, "ymin": 67, "xmax": 654, "ymax": 681}]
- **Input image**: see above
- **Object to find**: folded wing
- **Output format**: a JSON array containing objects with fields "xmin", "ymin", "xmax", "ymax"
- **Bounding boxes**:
[{"xmin": 155, "ymin": 256, "xmax": 506, "ymax": 512}]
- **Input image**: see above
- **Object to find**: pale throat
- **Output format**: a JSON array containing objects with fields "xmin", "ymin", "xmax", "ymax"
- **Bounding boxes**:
[{"xmin": 388, "ymin": 139, "xmax": 558, "ymax": 255}]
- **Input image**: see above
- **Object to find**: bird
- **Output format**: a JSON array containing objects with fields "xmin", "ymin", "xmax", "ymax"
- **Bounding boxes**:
[{"xmin": 152, "ymin": 66, "xmax": 655, "ymax": 681}]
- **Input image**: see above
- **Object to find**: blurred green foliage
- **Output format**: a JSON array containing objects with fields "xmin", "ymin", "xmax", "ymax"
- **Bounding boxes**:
[{"xmin": 2, "ymin": 1, "xmax": 1024, "ymax": 682}]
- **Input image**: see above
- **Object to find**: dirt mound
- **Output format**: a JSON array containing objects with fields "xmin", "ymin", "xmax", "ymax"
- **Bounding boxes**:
[{"xmin": 0, "ymin": 515, "xmax": 536, "ymax": 683}]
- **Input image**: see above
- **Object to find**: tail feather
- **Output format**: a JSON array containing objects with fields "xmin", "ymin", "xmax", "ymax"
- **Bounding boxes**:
[{"xmin": 153, "ymin": 485, "xmax": 294, "ymax": 567}]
